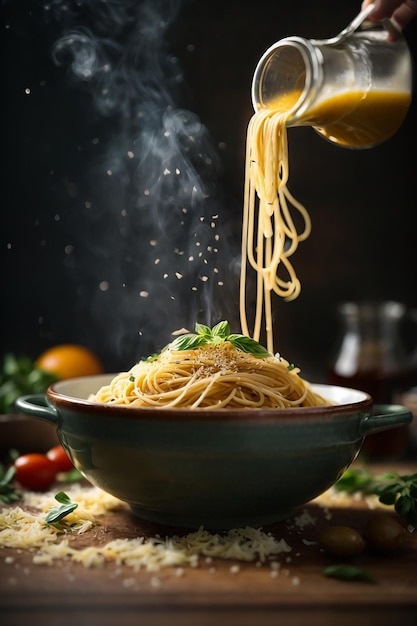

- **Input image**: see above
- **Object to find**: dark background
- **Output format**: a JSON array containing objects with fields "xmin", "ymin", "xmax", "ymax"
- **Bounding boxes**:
[{"xmin": 1, "ymin": 0, "xmax": 417, "ymax": 382}]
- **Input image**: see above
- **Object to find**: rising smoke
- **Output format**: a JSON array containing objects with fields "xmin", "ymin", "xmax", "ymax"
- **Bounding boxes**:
[{"xmin": 40, "ymin": 0, "xmax": 240, "ymax": 366}]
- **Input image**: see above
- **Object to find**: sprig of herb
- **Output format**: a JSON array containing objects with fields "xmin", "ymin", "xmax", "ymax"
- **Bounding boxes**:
[
  {"xmin": 165, "ymin": 321, "xmax": 271, "ymax": 358},
  {"xmin": 334, "ymin": 467, "xmax": 417, "ymax": 528},
  {"xmin": 324, "ymin": 564, "xmax": 376, "ymax": 584},
  {"xmin": 0, "ymin": 353, "xmax": 59, "ymax": 414},
  {"xmin": 0, "ymin": 463, "xmax": 21, "ymax": 504},
  {"xmin": 45, "ymin": 491, "xmax": 78, "ymax": 524}
]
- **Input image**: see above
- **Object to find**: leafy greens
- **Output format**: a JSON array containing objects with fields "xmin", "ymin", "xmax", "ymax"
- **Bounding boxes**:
[
  {"xmin": 335, "ymin": 467, "xmax": 417, "ymax": 528},
  {"xmin": 164, "ymin": 321, "xmax": 271, "ymax": 358}
]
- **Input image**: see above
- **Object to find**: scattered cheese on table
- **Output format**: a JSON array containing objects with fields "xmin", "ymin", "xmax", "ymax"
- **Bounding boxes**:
[
  {"xmin": 0, "ymin": 486, "xmax": 292, "ymax": 572},
  {"xmin": 1, "ymin": 482, "xmax": 390, "ymax": 574}
]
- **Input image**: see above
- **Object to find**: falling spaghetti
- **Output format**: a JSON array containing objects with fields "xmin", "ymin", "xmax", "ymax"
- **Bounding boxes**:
[
  {"xmin": 240, "ymin": 106, "xmax": 311, "ymax": 354},
  {"xmin": 92, "ymin": 322, "xmax": 330, "ymax": 409}
]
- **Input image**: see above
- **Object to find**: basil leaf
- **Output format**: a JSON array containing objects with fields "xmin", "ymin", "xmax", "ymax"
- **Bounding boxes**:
[
  {"xmin": 194, "ymin": 323, "xmax": 212, "ymax": 337},
  {"xmin": 227, "ymin": 334, "xmax": 270, "ymax": 357},
  {"xmin": 169, "ymin": 334, "xmax": 209, "ymax": 351},
  {"xmin": 158, "ymin": 321, "xmax": 272, "ymax": 359},
  {"xmin": 211, "ymin": 321, "xmax": 230, "ymax": 338},
  {"xmin": 45, "ymin": 491, "xmax": 78, "ymax": 524},
  {"xmin": 334, "ymin": 469, "xmax": 372, "ymax": 494},
  {"xmin": 377, "ymin": 472, "xmax": 401, "ymax": 482},
  {"xmin": 64, "ymin": 468, "xmax": 83, "ymax": 484},
  {"xmin": 0, "ymin": 463, "xmax": 21, "ymax": 504},
  {"xmin": 409, "ymin": 484, "xmax": 417, "ymax": 499},
  {"xmin": 378, "ymin": 491, "xmax": 398, "ymax": 506},
  {"xmin": 0, "ymin": 464, "xmax": 16, "ymax": 487},
  {"xmin": 335, "ymin": 468, "xmax": 417, "ymax": 528},
  {"xmin": 324, "ymin": 565, "xmax": 375, "ymax": 583},
  {"xmin": 0, "ymin": 353, "xmax": 59, "ymax": 414},
  {"xmin": 395, "ymin": 495, "xmax": 412, "ymax": 517},
  {"xmin": 55, "ymin": 491, "xmax": 74, "ymax": 504}
]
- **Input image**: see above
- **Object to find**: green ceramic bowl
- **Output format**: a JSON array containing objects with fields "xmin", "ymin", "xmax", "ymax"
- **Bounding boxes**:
[{"xmin": 16, "ymin": 375, "xmax": 412, "ymax": 530}]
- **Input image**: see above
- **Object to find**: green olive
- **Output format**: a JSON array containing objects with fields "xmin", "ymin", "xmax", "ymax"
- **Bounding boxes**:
[
  {"xmin": 365, "ymin": 515, "xmax": 406, "ymax": 554},
  {"xmin": 318, "ymin": 525, "xmax": 365, "ymax": 558}
]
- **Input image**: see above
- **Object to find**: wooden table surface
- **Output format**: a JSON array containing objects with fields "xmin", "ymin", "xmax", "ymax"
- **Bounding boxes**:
[{"xmin": 1, "ymin": 461, "xmax": 417, "ymax": 626}]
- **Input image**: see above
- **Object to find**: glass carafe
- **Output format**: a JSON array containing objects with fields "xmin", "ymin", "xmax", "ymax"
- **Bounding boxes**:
[
  {"xmin": 252, "ymin": 14, "xmax": 413, "ymax": 148},
  {"xmin": 327, "ymin": 301, "xmax": 417, "ymax": 457}
]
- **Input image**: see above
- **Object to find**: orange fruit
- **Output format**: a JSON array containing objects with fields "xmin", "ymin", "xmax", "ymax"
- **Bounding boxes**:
[{"xmin": 35, "ymin": 344, "xmax": 104, "ymax": 380}]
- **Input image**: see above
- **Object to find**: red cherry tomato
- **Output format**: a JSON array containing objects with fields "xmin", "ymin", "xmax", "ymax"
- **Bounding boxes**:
[
  {"xmin": 15, "ymin": 453, "xmax": 57, "ymax": 491},
  {"xmin": 46, "ymin": 445, "xmax": 74, "ymax": 473}
]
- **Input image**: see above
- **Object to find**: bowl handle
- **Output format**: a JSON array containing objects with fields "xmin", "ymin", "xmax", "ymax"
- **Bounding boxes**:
[
  {"xmin": 15, "ymin": 395, "xmax": 58, "ymax": 425},
  {"xmin": 360, "ymin": 404, "xmax": 412, "ymax": 436}
]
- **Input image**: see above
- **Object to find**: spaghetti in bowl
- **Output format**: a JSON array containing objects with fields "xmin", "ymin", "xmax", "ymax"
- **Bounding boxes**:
[
  {"xmin": 90, "ymin": 342, "xmax": 331, "ymax": 410},
  {"xmin": 16, "ymin": 371, "xmax": 412, "ymax": 529}
]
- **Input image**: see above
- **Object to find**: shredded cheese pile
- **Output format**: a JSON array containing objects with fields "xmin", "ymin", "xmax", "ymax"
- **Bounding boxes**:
[{"xmin": 0, "ymin": 486, "xmax": 292, "ymax": 572}]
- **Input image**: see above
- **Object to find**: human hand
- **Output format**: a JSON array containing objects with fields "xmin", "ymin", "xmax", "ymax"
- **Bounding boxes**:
[{"xmin": 361, "ymin": 0, "xmax": 417, "ymax": 30}]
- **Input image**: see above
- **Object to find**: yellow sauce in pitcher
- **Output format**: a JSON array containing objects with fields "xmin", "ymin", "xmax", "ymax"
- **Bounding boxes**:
[
  {"xmin": 306, "ymin": 90, "xmax": 411, "ymax": 147},
  {"xmin": 267, "ymin": 89, "xmax": 411, "ymax": 148}
]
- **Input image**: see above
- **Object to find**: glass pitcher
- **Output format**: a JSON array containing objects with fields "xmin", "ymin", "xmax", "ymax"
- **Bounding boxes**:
[
  {"xmin": 327, "ymin": 301, "xmax": 417, "ymax": 457},
  {"xmin": 252, "ymin": 6, "xmax": 413, "ymax": 148}
]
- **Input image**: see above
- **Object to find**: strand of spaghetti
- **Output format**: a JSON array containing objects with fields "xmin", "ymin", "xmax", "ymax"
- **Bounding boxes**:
[
  {"xmin": 279, "ymin": 187, "xmax": 311, "ymax": 243},
  {"xmin": 242, "ymin": 116, "xmax": 274, "ymax": 344},
  {"xmin": 240, "ymin": 142, "xmax": 259, "ymax": 339},
  {"xmin": 253, "ymin": 198, "xmax": 267, "ymax": 344},
  {"xmin": 190, "ymin": 373, "xmax": 228, "ymax": 409},
  {"xmin": 262, "ymin": 230, "xmax": 275, "ymax": 353},
  {"xmin": 239, "ymin": 104, "xmax": 311, "ymax": 352}
]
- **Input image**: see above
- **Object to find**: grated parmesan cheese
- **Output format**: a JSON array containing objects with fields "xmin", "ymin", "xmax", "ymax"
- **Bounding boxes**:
[
  {"xmin": 0, "ymin": 486, "xmax": 292, "ymax": 572},
  {"xmin": 292, "ymin": 508, "xmax": 316, "ymax": 529},
  {"xmin": 312, "ymin": 487, "xmax": 386, "ymax": 510}
]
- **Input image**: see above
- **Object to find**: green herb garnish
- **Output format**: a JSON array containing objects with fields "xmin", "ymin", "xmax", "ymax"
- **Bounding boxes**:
[
  {"xmin": 324, "ymin": 564, "xmax": 376, "ymax": 584},
  {"xmin": 145, "ymin": 354, "xmax": 159, "ymax": 363},
  {"xmin": 63, "ymin": 468, "xmax": 83, "ymax": 484},
  {"xmin": 45, "ymin": 491, "xmax": 78, "ymax": 524},
  {"xmin": 0, "ymin": 353, "xmax": 59, "ymax": 414},
  {"xmin": 0, "ymin": 463, "xmax": 21, "ymax": 504},
  {"xmin": 334, "ymin": 467, "xmax": 417, "ymax": 528},
  {"xmin": 165, "ymin": 321, "xmax": 271, "ymax": 358}
]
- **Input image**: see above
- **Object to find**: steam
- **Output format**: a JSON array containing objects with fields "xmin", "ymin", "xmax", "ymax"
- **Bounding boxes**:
[{"xmin": 43, "ymin": 0, "xmax": 239, "ymax": 366}]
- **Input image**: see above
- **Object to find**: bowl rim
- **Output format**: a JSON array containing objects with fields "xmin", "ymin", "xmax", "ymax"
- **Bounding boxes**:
[{"xmin": 46, "ymin": 375, "xmax": 373, "ymax": 422}]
